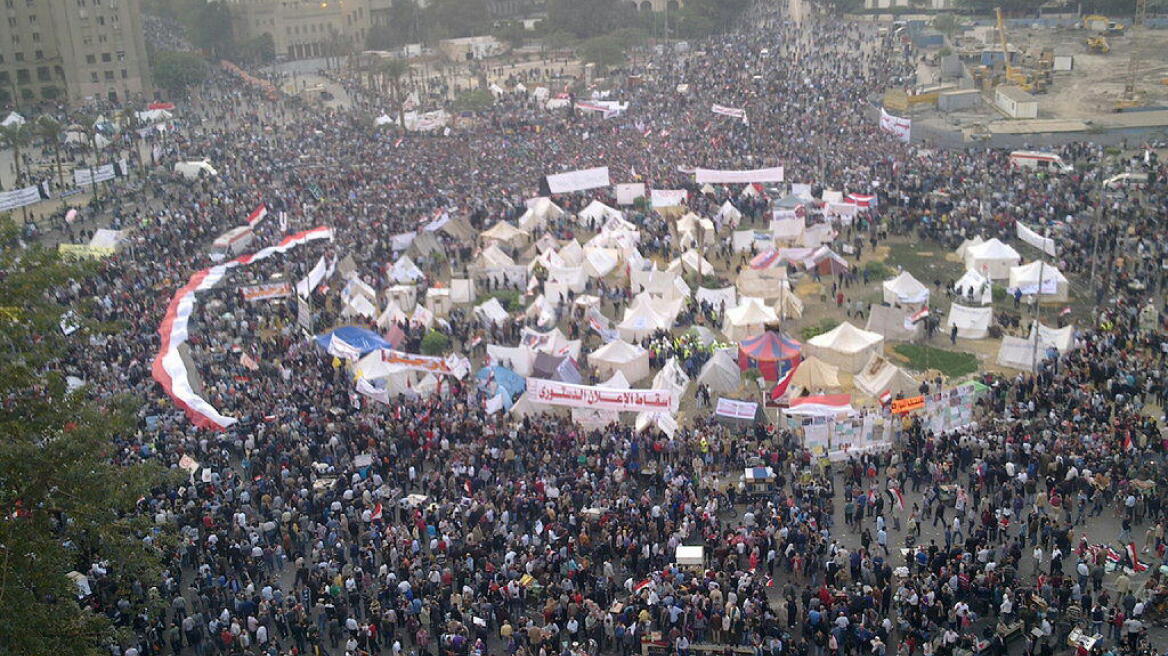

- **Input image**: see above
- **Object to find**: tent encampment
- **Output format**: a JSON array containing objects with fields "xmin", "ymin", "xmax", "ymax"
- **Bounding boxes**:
[
  {"xmin": 946, "ymin": 303, "xmax": 992, "ymax": 339},
  {"xmin": 577, "ymin": 200, "xmax": 623, "ymax": 226},
  {"xmin": 481, "ymin": 221, "xmax": 529, "ymax": 248},
  {"xmin": 696, "ymin": 351, "xmax": 741, "ymax": 395},
  {"xmin": 882, "ymin": 271, "xmax": 930, "ymax": 306},
  {"xmin": 854, "ymin": 354, "xmax": 919, "ymax": 400},
  {"xmin": 736, "ymin": 268, "xmax": 789, "ymax": 300},
  {"xmin": 723, "ymin": 297, "xmax": 779, "ymax": 341},
  {"xmin": 518, "ymin": 197, "xmax": 565, "ymax": 231},
  {"xmin": 1007, "ymin": 261, "xmax": 1069, "ymax": 302},
  {"xmin": 954, "ymin": 236, "xmax": 985, "ymax": 260},
  {"xmin": 738, "ymin": 331, "xmax": 802, "ymax": 381},
  {"xmin": 804, "ymin": 322, "xmax": 885, "ymax": 374},
  {"xmin": 589, "ymin": 339, "xmax": 651, "ymax": 384},
  {"xmin": 696, "ymin": 286, "xmax": 737, "ymax": 313},
  {"xmin": 964, "ymin": 238, "xmax": 1021, "ymax": 280}
]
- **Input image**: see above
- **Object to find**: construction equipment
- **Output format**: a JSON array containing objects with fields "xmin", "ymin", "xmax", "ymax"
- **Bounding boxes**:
[
  {"xmin": 1115, "ymin": 53, "xmax": 1143, "ymax": 111},
  {"xmin": 1086, "ymin": 36, "xmax": 1110, "ymax": 54},
  {"xmin": 1082, "ymin": 15, "xmax": 1126, "ymax": 35}
]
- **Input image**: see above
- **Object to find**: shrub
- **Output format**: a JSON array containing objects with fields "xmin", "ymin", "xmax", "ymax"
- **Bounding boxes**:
[
  {"xmin": 800, "ymin": 319, "xmax": 839, "ymax": 342},
  {"xmin": 420, "ymin": 330, "xmax": 451, "ymax": 356}
]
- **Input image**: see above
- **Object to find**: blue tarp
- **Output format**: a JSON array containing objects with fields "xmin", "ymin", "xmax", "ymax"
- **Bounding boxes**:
[
  {"xmin": 313, "ymin": 326, "xmax": 392, "ymax": 356},
  {"xmin": 476, "ymin": 365, "xmax": 526, "ymax": 399}
]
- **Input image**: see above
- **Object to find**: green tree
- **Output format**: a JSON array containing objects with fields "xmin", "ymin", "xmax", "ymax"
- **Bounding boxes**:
[
  {"xmin": 427, "ymin": 0, "xmax": 490, "ymax": 39},
  {"xmin": 237, "ymin": 33, "xmax": 276, "ymax": 65},
  {"xmin": 955, "ymin": 0, "xmax": 1045, "ymax": 13},
  {"xmin": 0, "ymin": 124, "xmax": 31, "ymax": 214},
  {"xmin": 931, "ymin": 13, "xmax": 964, "ymax": 37},
  {"xmin": 494, "ymin": 21, "xmax": 528, "ymax": 48},
  {"xmin": 151, "ymin": 50, "xmax": 209, "ymax": 96},
  {"xmin": 453, "ymin": 88, "xmax": 495, "ymax": 112},
  {"xmin": 548, "ymin": 0, "xmax": 625, "ymax": 39},
  {"xmin": 379, "ymin": 58, "xmax": 412, "ymax": 130},
  {"xmin": 578, "ymin": 34, "xmax": 626, "ymax": 70},
  {"xmin": 191, "ymin": 1, "xmax": 234, "ymax": 58},
  {"xmin": 0, "ymin": 219, "xmax": 170, "ymax": 656},
  {"xmin": 35, "ymin": 116, "xmax": 65, "ymax": 189},
  {"xmin": 420, "ymin": 330, "xmax": 451, "ymax": 355}
]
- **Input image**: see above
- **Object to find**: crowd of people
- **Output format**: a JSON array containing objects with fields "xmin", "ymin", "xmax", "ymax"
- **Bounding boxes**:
[{"xmin": 7, "ymin": 1, "xmax": 1168, "ymax": 656}]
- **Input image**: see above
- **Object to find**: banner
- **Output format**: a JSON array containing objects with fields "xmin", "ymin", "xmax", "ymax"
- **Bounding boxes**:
[
  {"xmin": 246, "ymin": 204, "xmax": 268, "ymax": 228},
  {"xmin": 890, "ymin": 395, "xmax": 925, "ymax": 414},
  {"xmin": 614, "ymin": 183, "xmax": 646, "ymax": 206},
  {"xmin": 879, "ymin": 109, "xmax": 911, "ymax": 143},
  {"xmin": 74, "ymin": 163, "xmax": 116, "ymax": 186},
  {"xmin": 0, "ymin": 182, "xmax": 47, "ymax": 212},
  {"xmin": 152, "ymin": 226, "xmax": 334, "ymax": 430},
  {"xmin": 380, "ymin": 349, "xmax": 470, "ymax": 379},
  {"xmin": 1016, "ymin": 222, "xmax": 1057, "ymax": 257},
  {"xmin": 715, "ymin": 398, "xmax": 758, "ymax": 420},
  {"xmin": 527, "ymin": 378, "xmax": 673, "ymax": 413},
  {"xmin": 545, "ymin": 166, "xmax": 611, "ymax": 194},
  {"xmin": 575, "ymin": 101, "xmax": 626, "ymax": 119},
  {"xmin": 239, "ymin": 281, "xmax": 291, "ymax": 302},
  {"xmin": 711, "ymin": 103, "xmax": 748, "ymax": 123},
  {"xmin": 58, "ymin": 243, "xmax": 114, "ymax": 259},
  {"xmin": 923, "ymin": 383, "xmax": 976, "ymax": 434},
  {"xmin": 694, "ymin": 167, "xmax": 784, "ymax": 184},
  {"xmin": 296, "ymin": 255, "xmax": 333, "ymax": 298},
  {"xmin": 650, "ymin": 189, "xmax": 687, "ymax": 208}
]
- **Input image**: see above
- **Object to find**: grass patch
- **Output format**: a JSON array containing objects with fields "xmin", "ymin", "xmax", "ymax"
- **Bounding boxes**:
[
  {"xmin": 893, "ymin": 344, "xmax": 979, "ymax": 379},
  {"xmin": 884, "ymin": 242, "xmax": 962, "ymax": 287},
  {"xmin": 800, "ymin": 318, "xmax": 840, "ymax": 342},
  {"xmin": 863, "ymin": 260, "xmax": 891, "ymax": 280}
]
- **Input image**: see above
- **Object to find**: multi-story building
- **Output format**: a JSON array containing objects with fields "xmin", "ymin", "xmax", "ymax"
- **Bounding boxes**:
[
  {"xmin": 0, "ymin": 0, "xmax": 151, "ymax": 106},
  {"xmin": 228, "ymin": 0, "xmax": 372, "ymax": 61}
]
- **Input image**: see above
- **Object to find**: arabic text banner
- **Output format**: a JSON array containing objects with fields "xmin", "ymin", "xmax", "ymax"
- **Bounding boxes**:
[
  {"xmin": 694, "ymin": 167, "xmax": 784, "ymax": 184},
  {"xmin": 381, "ymin": 349, "xmax": 470, "ymax": 379},
  {"xmin": 527, "ymin": 378, "xmax": 674, "ymax": 413},
  {"xmin": 545, "ymin": 166, "xmax": 611, "ymax": 194},
  {"xmin": 879, "ymin": 109, "xmax": 911, "ymax": 143},
  {"xmin": 0, "ymin": 183, "xmax": 46, "ymax": 212},
  {"xmin": 240, "ymin": 281, "xmax": 292, "ymax": 302}
]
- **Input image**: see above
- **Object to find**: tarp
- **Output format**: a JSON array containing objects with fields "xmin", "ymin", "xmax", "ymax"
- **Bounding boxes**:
[
  {"xmin": 450, "ymin": 278, "xmax": 476, "ymax": 304},
  {"xmin": 946, "ymin": 303, "xmax": 992, "ymax": 339},
  {"xmin": 546, "ymin": 166, "xmax": 610, "ymax": 193},
  {"xmin": 996, "ymin": 336, "xmax": 1041, "ymax": 372},
  {"xmin": 865, "ymin": 304, "xmax": 922, "ymax": 342},
  {"xmin": 313, "ymin": 326, "xmax": 393, "ymax": 357},
  {"xmin": 964, "ymin": 238, "xmax": 1021, "ymax": 280},
  {"xmin": 152, "ymin": 227, "xmax": 334, "ymax": 431},
  {"xmin": 882, "ymin": 271, "xmax": 930, "ymax": 305},
  {"xmin": 696, "ymin": 351, "xmax": 741, "ymax": 395},
  {"xmin": 723, "ymin": 297, "xmax": 779, "ymax": 341},
  {"xmin": 854, "ymin": 354, "xmax": 918, "ymax": 400},
  {"xmin": 582, "ymin": 247, "xmax": 619, "ymax": 278},
  {"xmin": 518, "ymin": 197, "xmax": 565, "ymax": 231},
  {"xmin": 481, "ymin": 221, "xmax": 529, "ymax": 247},
  {"xmin": 694, "ymin": 166, "xmax": 784, "ymax": 184},
  {"xmin": 738, "ymin": 331, "xmax": 802, "ymax": 381},
  {"xmin": 476, "ymin": 365, "xmax": 527, "ymax": 399},
  {"xmin": 804, "ymin": 322, "xmax": 884, "ymax": 374},
  {"xmin": 614, "ymin": 183, "xmax": 646, "ymax": 205}
]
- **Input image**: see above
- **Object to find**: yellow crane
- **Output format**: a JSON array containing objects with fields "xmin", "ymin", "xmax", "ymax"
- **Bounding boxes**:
[{"xmin": 996, "ymin": 7, "xmax": 1047, "ymax": 92}]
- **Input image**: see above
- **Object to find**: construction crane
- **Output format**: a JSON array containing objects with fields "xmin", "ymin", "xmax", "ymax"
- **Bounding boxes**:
[
  {"xmin": 1136, "ymin": 0, "xmax": 1147, "ymax": 26},
  {"xmin": 995, "ymin": 7, "xmax": 1048, "ymax": 92}
]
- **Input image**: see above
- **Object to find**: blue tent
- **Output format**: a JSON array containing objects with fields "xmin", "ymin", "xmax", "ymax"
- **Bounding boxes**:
[
  {"xmin": 475, "ymin": 365, "xmax": 526, "ymax": 400},
  {"xmin": 313, "ymin": 326, "xmax": 392, "ymax": 357}
]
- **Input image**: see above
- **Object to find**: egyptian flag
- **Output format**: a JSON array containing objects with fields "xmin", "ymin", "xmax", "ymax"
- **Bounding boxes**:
[
  {"xmin": 847, "ymin": 193, "xmax": 877, "ymax": 208},
  {"xmin": 770, "ymin": 363, "xmax": 799, "ymax": 401},
  {"xmin": 1060, "ymin": 307, "xmax": 1072, "ymax": 317},
  {"xmin": 886, "ymin": 488, "xmax": 905, "ymax": 511},
  {"xmin": 1105, "ymin": 546, "xmax": 1123, "ymax": 564},
  {"xmin": 1127, "ymin": 543, "xmax": 1148, "ymax": 572},
  {"xmin": 633, "ymin": 579, "xmax": 653, "ymax": 594},
  {"xmin": 370, "ymin": 502, "xmax": 383, "ymax": 522},
  {"xmin": 879, "ymin": 390, "xmax": 892, "ymax": 407},
  {"xmin": 247, "ymin": 204, "xmax": 268, "ymax": 227}
]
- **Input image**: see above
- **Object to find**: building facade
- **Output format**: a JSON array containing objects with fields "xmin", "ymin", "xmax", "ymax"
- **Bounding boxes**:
[
  {"xmin": 228, "ymin": 0, "xmax": 372, "ymax": 61},
  {"xmin": 0, "ymin": 0, "xmax": 151, "ymax": 106}
]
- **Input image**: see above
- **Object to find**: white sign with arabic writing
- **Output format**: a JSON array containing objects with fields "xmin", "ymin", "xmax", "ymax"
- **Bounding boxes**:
[{"xmin": 527, "ymin": 378, "xmax": 674, "ymax": 413}]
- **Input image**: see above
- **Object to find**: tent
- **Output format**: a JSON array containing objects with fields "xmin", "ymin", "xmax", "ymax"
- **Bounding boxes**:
[
  {"xmin": 1, "ymin": 111, "xmax": 24, "ymax": 127},
  {"xmin": 630, "ymin": 267, "xmax": 688, "ymax": 298},
  {"xmin": 481, "ymin": 221, "xmax": 529, "ymax": 248},
  {"xmin": 1031, "ymin": 321, "xmax": 1075, "ymax": 353},
  {"xmin": 376, "ymin": 300, "xmax": 409, "ymax": 329},
  {"xmin": 476, "ymin": 365, "xmax": 527, "ymax": 400},
  {"xmin": 954, "ymin": 236, "xmax": 985, "ymax": 260},
  {"xmin": 450, "ymin": 278, "xmax": 476, "ymax": 304},
  {"xmin": 953, "ymin": 269, "xmax": 992, "ymax": 305},
  {"xmin": 804, "ymin": 322, "xmax": 884, "ymax": 374},
  {"xmin": 696, "ymin": 286, "xmax": 737, "ymax": 313},
  {"xmin": 716, "ymin": 201, "xmax": 743, "ymax": 228},
  {"xmin": 558, "ymin": 240, "xmax": 585, "ymax": 266},
  {"xmin": 408, "ymin": 231, "xmax": 443, "ymax": 258},
  {"xmin": 996, "ymin": 336, "xmax": 1042, "ymax": 372},
  {"xmin": 946, "ymin": 303, "xmax": 992, "ymax": 339},
  {"xmin": 669, "ymin": 249, "xmax": 715, "ymax": 276},
  {"xmin": 732, "ymin": 229, "xmax": 774, "ymax": 253},
  {"xmin": 676, "ymin": 213, "xmax": 716, "ymax": 248},
  {"xmin": 696, "ymin": 351, "xmax": 741, "ymax": 395},
  {"xmin": 882, "ymin": 271, "xmax": 930, "ymax": 306},
  {"xmin": 738, "ymin": 331, "xmax": 802, "ymax": 381},
  {"xmin": 486, "ymin": 344, "xmax": 534, "ymax": 376},
  {"xmin": 385, "ymin": 284, "xmax": 417, "ymax": 311},
  {"xmin": 425, "ymin": 287, "xmax": 452, "ymax": 316},
  {"xmin": 652, "ymin": 357, "xmax": 690, "ymax": 412},
  {"xmin": 578, "ymin": 200, "xmax": 623, "ymax": 225},
  {"xmin": 477, "ymin": 244, "xmax": 515, "ymax": 267},
  {"xmin": 582, "ymin": 247, "xmax": 619, "ymax": 278},
  {"xmin": 1008, "ymin": 261, "xmax": 1069, "ymax": 302},
  {"xmin": 804, "ymin": 246, "xmax": 850, "ymax": 275},
  {"xmin": 773, "ymin": 284, "xmax": 804, "ymax": 320},
  {"xmin": 723, "ymin": 297, "xmax": 779, "ymax": 341},
  {"xmin": 589, "ymin": 339, "xmax": 650, "ymax": 384},
  {"xmin": 313, "ymin": 326, "xmax": 392, "ymax": 358},
  {"xmin": 770, "ymin": 217, "xmax": 805, "ymax": 245},
  {"xmin": 389, "ymin": 255, "xmax": 425, "ymax": 283},
  {"xmin": 517, "ymin": 197, "xmax": 565, "ymax": 231},
  {"xmin": 438, "ymin": 215, "xmax": 477, "ymax": 243},
  {"xmin": 474, "ymin": 297, "xmax": 510, "ymax": 326},
  {"xmin": 865, "ymin": 304, "xmax": 922, "ymax": 342},
  {"xmin": 854, "ymin": 354, "xmax": 919, "ymax": 400},
  {"xmin": 618, "ymin": 298, "xmax": 671, "ymax": 341},
  {"xmin": 789, "ymin": 356, "xmax": 842, "ymax": 392},
  {"xmin": 736, "ymin": 268, "xmax": 789, "ymax": 301},
  {"xmin": 964, "ymin": 238, "xmax": 1021, "ymax": 280}
]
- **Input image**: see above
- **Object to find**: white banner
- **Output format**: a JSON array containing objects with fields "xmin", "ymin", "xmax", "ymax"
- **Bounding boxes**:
[
  {"xmin": 527, "ymin": 378, "xmax": 674, "ymax": 413},
  {"xmin": 296, "ymin": 255, "xmax": 331, "ymax": 298},
  {"xmin": 546, "ymin": 166, "xmax": 611, "ymax": 194},
  {"xmin": 711, "ymin": 103, "xmax": 748, "ymax": 123},
  {"xmin": 1016, "ymin": 222, "xmax": 1057, "ymax": 257},
  {"xmin": 0, "ymin": 183, "xmax": 45, "ymax": 212},
  {"xmin": 614, "ymin": 183, "xmax": 646, "ymax": 206},
  {"xmin": 650, "ymin": 189, "xmax": 687, "ymax": 208},
  {"xmin": 74, "ymin": 163, "xmax": 117, "ymax": 186},
  {"xmin": 715, "ymin": 398, "xmax": 758, "ymax": 420},
  {"xmin": 879, "ymin": 109, "xmax": 911, "ymax": 143},
  {"xmin": 694, "ymin": 167, "xmax": 784, "ymax": 184}
]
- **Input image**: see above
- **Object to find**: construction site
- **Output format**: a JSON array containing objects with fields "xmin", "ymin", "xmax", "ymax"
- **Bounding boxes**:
[{"xmin": 875, "ymin": 4, "xmax": 1168, "ymax": 146}]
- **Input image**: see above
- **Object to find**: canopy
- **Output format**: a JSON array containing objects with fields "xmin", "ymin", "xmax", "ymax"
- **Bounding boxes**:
[
  {"xmin": 738, "ymin": 331, "xmax": 802, "ymax": 381},
  {"xmin": 964, "ymin": 238, "xmax": 1020, "ymax": 280},
  {"xmin": 589, "ymin": 339, "xmax": 650, "ymax": 384},
  {"xmin": 953, "ymin": 269, "xmax": 992, "ymax": 305},
  {"xmin": 946, "ymin": 303, "xmax": 992, "ymax": 339},
  {"xmin": 789, "ymin": 356, "xmax": 842, "ymax": 392},
  {"xmin": 1008, "ymin": 261, "xmax": 1069, "ymax": 302},
  {"xmin": 882, "ymin": 271, "xmax": 929, "ymax": 306},
  {"xmin": 617, "ymin": 299, "xmax": 671, "ymax": 342},
  {"xmin": 723, "ymin": 297, "xmax": 779, "ymax": 341},
  {"xmin": 696, "ymin": 351, "xmax": 741, "ymax": 395},
  {"xmin": 476, "ymin": 365, "xmax": 527, "ymax": 400},
  {"xmin": 854, "ymin": 354, "xmax": 919, "ymax": 400},
  {"xmin": 716, "ymin": 201, "xmax": 743, "ymax": 227},
  {"xmin": 481, "ymin": 221, "xmax": 529, "ymax": 247},
  {"xmin": 804, "ymin": 322, "xmax": 884, "ymax": 374},
  {"xmin": 865, "ymin": 304, "xmax": 922, "ymax": 342},
  {"xmin": 313, "ymin": 326, "xmax": 392, "ymax": 357}
]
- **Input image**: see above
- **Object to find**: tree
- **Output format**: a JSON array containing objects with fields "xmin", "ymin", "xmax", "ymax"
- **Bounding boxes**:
[
  {"xmin": 578, "ymin": 34, "xmax": 626, "ymax": 70},
  {"xmin": 35, "ymin": 116, "xmax": 64, "ymax": 189},
  {"xmin": 955, "ymin": 0, "xmax": 1046, "ymax": 13},
  {"xmin": 548, "ymin": 0, "xmax": 624, "ymax": 39},
  {"xmin": 427, "ymin": 0, "xmax": 490, "ymax": 39},
  {"xmin": 453, "ymin": 88, "xmax": 495, "ymax": 112},
  {"xmin": 190, "ymin": 1, "xmax": 234, "ymax": 58},
  {"xmin": 420, "ymin": 330, "xmax": 451, "ymax": 355},
  {"xmin": 494, "ymin": 21, "xmax": 528, "ymax": 49},
  {"xmin": 0, "ymin": 218, "xmax": 170, "ymax": 656},
  {"xmin": 151, "ymin": 50, "xmax": 209, "ymax": 96},
  {"xmin": 379, "ymin": 58, "xmax": 412, "ymax": 131},
  {"xmin": 931, "ymin": 13, "xmax": 964, "ymax": 38}
]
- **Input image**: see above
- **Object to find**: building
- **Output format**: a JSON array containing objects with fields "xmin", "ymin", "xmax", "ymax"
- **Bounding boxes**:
[
  {"xmin": 437, "ymin": 36, "xmax": 505, "ymax": 61},
  {"xmin": 627, "ymin": 0, "xmax": 684, "ymax": 11},
  {"xmin": 0, "ymin": 0, "xmax": 152, "ymax": 106},
  {"xmin": 863, "ymin": 0, "xmax": 953, "ymax": 8},
  {"xmin": 995, "ymin": 85, "xmax": 1038, "ymax": 119},
  {"xmin": 228, "ymin": 0, "xmax": 372, "ymax": 61}
]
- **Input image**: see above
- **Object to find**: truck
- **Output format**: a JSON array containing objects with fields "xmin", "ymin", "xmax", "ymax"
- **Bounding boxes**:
[
  {"xmin": 1008, "ymin": 151, "xmax": 1074, "ymax": 174},
  {"xmin": 174, "ymin": 159, "xmax": 218, "ymax": 181}
]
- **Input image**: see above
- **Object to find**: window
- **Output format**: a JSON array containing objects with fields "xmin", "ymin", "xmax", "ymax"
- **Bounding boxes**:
[
  {"xmin": 77, "ymin": 0, "xmax": 86, "ymax": 5},
  {"xmin": 96, "ymin": 15, "xmax": 104, "ymax": 25},
  {"xmin": 34, "ymin": 49, "xmax": 42, "ymax": 59},
  {"xmin": 7, "ymin": 18, "xmax": 16, "ymax": 28},
  {"xmin": 82, "ymin": 35, "xmax": 92, "ymax": 46},
  {"xmin": 103, "ymin": 70, "xmax": 113, "ymax": 80},
  {"xmin": 90, "ymin": 71, "xmax": 98, "ymax": 82},
  {"xmin": 0, "ymin": 72, "xmax": 9, "ymax": 84},
  {"xmin": 25, "ymin": 0, "xmax": 33, "ymax": 6},
  {"xmin": 11, "ymin": 34, "xmax": 18, "ymax": 44},
  {"xmin": 3, "ymin": 0, "xmax": 13, "ymax": 8},
  {"xmin": 101, "ymin": 52, "xmax": 110, "ymax": 62},
  {"xmin": 13, "ymin": 51, "xmax": 23, "ymax": 61},
  {"xmin": 27, "ymin": 14, "xmax": 36, "ymax": 24},
  {"xmin": 86, "ymin": 54, "xmax": 96, "ymax": 64},
  {"xmin": 16, "ymin": 68, "xmax": 29, "ymax": 83},
  {"xmin": 115, "ymin": 50, "xmax": 124, "ymax": 61},
  {"xmin": 36, "ymin": 66, "xmax": 49, "ymax": 81},
  {"xmin": 120, "ymin": 68, "xmax": 126, "ymax": 78},
  {"xmin": 98, "ymin": 33, "xmax": 106, "ymax": 43},
  {"xmin": 31, "ymin": 32, "xmax": 38, "ymax": 42}
]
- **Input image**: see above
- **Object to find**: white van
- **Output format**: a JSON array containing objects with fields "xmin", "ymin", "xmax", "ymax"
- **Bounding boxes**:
[
  {"xmin": 174, "ymin": 159, "xmax": 218, "ymax": 181},
  {"xmin": 1008, "ymin": 151, "xmax": 1073, "ymax": 174},
  {"xmin": 210, "ymin": 226, "xmax": 254, "ymax": 260}
]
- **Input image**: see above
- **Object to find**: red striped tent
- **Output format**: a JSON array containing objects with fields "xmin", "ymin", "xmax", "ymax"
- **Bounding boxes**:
[{"xmin": 738, "ymin": 331, "xmax": 802, "ymax": 381}]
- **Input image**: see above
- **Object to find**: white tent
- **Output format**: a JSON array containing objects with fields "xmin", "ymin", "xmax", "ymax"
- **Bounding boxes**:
[
  {"xmin": 474, "ymin": 297, "xmax": 510, "ymax": 326},
  {"xmin": 618, "ymin": 299, "xmax": 671, "ymax": 341},
  {"xmin": 450, "ymin": 278, "xmax": 476, "ymax": 304},
  {"xmin": 376, "ymin": 300, "xmax": 409, "ymax": 329},
  {"xmin": 669, "ymin": 249, "xmax": 716, "ymax": 276},
  {"xmin": 805, "ymin": 322, "xmax": 885, "ymax": 374},
  {"xmin": 518, "ymin": 197, "xmax": 565, "ymax": 231},
  {"xmin": 696, "ymin": 351, "xmax": 741, "ymax": 395},
  {"xmin": 789, "ymin": 356, "xmax": 842, "ymax": 392},
  {"xmin": 578, "ymin": 200, "xmax": 623, "ymax": 225},
  {"xmin": 715, "ymin": 200, "xmax": 743, "ymax": 228},
  {"xmin": 582, "ymin": 247, "xmax": 619, "ymax": 278},
  {"xmin": 425, "ymin": 287, "xmax": 452, "ymax": 317},
  {"xmin": 389, "ymin": 255, "xmax": 425, "ymax": 283},
  {"xmin": 589, "ymin": 339, "xmax": 650, "ymax": 384},
  {"xmin": 736, "ymin": 268, "xmax": 789, "ymax": 301},
  {"xmin": 732, "ymin": 229, "xmax": 774, "ymax": 253},
  {"xmin": 964, "ymin": 238, "xmax": 1021, "ymax": 280},
  {"xmin": 770, "ymin": 218, "xmax": 805, "ymax": 244},
  {"xmin": 478, "ymin": 244, "xmax": 515, "ymax": 267},
  {"xmin": 773, "ymin": 285, "xmax": 804, "ymax": 320},
  {"xmin": 854, "ymin": 354, "xmax": 919, "ymax": 400},
  {"xmin": 953, "ymin": 269, "xmax": 992, "ymax": 305},
  {"xmin": 1032, "ymin": 321, "xmax": 1075, "ymax": 353},
  {"xmin": 558, "ymin": 240, "xmax": 585, "ymax": 266},
  {"xmin": 723, "ymin": 297, "xmax": 779, "ymax": 341},
  {"xmin": 882, "ymin": 271, "xmax": 930, "ymax": 306},
  {"xmin": 696, "ymin": 286, "xmax": 737, "ymax": 313},
  {"xmin": 631, "ymin": 267, "xmax": 688, "ymax": 298},
  {"xmin": 652, "ymin": 357, "xmax": 690, "ymax": 412},
  {"xmin": 954, "ymin": 236, "xmax": 985, "ymax": 260},
  {"xmin": 1, "ymin": 111, "xmax": 25, "ymax": 127},
  {"xmin": 676, "ymin": 213, "xmax": 716, "ymax": 249},
  {"xmin": 487, "ymin": 344, "xmax": 534, "ymax": 376},
  {"xmin": 865, "ymin": 304, "xmax": 922, "ymax": 342},
  {"xmin": 996, "ymin": 336, "xmax": 1040, "ymax": 372},
  {"xmin": 1008, "ymin": 261, "xmax": 1069, "ymax": 302},
  {"xmin": 481, "ymin": 221, "xmax": 529, "ymax": 248},
  {"xmin": 525, "ymin": 294, "xmax": 558, "ymax": 327},
  {"xmin": 946, "ymin": 303, "xmax": 992, "ymax": 339}
]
